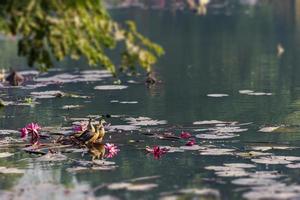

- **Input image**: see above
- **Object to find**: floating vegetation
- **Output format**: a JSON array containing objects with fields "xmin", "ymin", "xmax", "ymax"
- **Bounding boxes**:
[
  {"xmin": 125, "ymin": 116, "xmax": 167, "ymax": 126},
  {"xmin": 199, "ymin": 148, "xmax": 235, "ymax": 156},
  {"xmin": 258, "ymin": 126, "xmax": 280, "ymax": 132},
  {"xmin": 250, "ymin": 156, "xmax": 300, "ymax": 165},
  {"xmin": 0, "ymin": 129, "xmax": 19, "ymax": 135},
  {"xmin": 207, "ymin": 94, "xmax": 229, "ymax": 97},
  {"xmin": 231, "ymin": 178, "xmax": 277, "ymax": 186},
  {"xmin": 94, "ymin": 85, "xmax": 128, "ymax": 90},
  {"xmin": 146, "ymin": 146, "xmax": 169, "ymax": 159},
  {"xmin": 62, "ymin": 105, "xmax": 83, "ymax": 109},
  {"xmin": 0, "ymin": 166, "xmax": 24, "ymax": 174},
  {"xmin": 193, "ymin": 120, "xmax": 236, "ymax": 125},
  {"xmin": 108, "ymin": 125, "xmax": 140, "ymax": 131},
  {"xmin": 239, "ymin": 90, "xmax": 272, "ymax": 96},
  {"xmin": 196, "ymin": 133, "xmax": 239, "ymax": 139},
  {"xmin": 0, "ymin": 152, "xmax": 14, "ymax": 158},
  {"xmin": 30, "ymin": 90, "xmax": 64, "ymax": 99}
]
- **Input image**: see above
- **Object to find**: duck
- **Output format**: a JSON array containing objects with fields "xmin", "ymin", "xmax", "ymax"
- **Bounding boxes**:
[
  {"xmin": 96, "ymin": 119, "xmax": 106, "ymax": 142},
  {"xmin": 76, "ymin": 118, "xmax": 97, "ymax": 143},
  {"xmin": 77, "ymin": 118, "xmax": 106, "ymax": 144}
]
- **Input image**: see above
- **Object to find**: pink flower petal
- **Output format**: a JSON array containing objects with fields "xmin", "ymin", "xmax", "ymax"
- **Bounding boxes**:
[
  {"xmin": 185, "ymin": 138, "xmax": 196, "ymax": 146},
  {"xmin": 180, "ymin": 131, "xmax": 192, "ymax": 139},
  {"xmin": 20, "ymin": 128, "xmax": 28, "ymax": 138},
  {"xmin": 104, "ymin": 143, "xmax": 120, "ymax": 158}
]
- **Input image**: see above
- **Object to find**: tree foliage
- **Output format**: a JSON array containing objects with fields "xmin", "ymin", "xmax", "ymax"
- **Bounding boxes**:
[{"xmin": 0, "ymin": 0, "xmax": 164, "ymax": 75}]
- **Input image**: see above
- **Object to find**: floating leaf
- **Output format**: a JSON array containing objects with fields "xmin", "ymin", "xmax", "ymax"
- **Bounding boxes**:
[
  {"xmin": 119, "ymin": 101, "xmax": 138, "ymax": 104},
  {"xmin": 207, "ymin": 94, "xmax": 229, "ymax": 97},
  {"xmin": 30, "ymin": 90, "xmax": 64, "ymax": 99},
  {"xmin": 196, "ymin": 133, "xmax": 239, "ymax": 139},
  {"xmin": 286, "ymin": 163, "xmax": 300, "ymax": 169},
  {"xmin": 249, "ymin": 171, "xmax": 284, "ymax": 179},
  {"xmin": 126, "ymin": 183, "xmax": 158, "ymax": 191},
  {"xmin": 246, "ymin": 92, "xmax": 272, "ymax": 96},
  {"xmin": 251, "ymin": 156, "xmax": 295, "ymax": 165},
  {"xmin": 0, "ymin": 129, "xmax": 19, "ymax": 135},
  {"xmin": 107, "ymin": 182, "xmax": 132, "ymax": 190},
  {"xmin": 231, "ymin": 178, "xmax": 277, "ymax": 186},
  {"xmin": 259, "ymin": 126, "xmax": 280, "ymax": 133},
  {"xmin": 62, "ymin": 105, "xmax": 82, "ymax": 109},
  {"xmin": 239, "ymin": 90, "xmax": 254, "ymax": 94},
  {"xmin": 94, "ymin": 85, "xmax": 128, "ymax": 90},
  {"xmin": 200, "ymin": 148, "xmax": 235, "ymax": 155},
  {"xmin": 224, "ymin": 163, "xmax": 256, "ymax": 168},
  {"xmin": 0, "ymin": 166, "xmax": 24, "ymax": 174},
  {"xmin": 180, "ymin": 145, "xmax": 202, "ymax": 151},
  {"xmin": 193, "ymin": 120, "xmax": 236, "ymax": 125},
  {"xmin": 108, "ymin": 125, "xmax": 140, "ymax": 131},
  {"xmin": 125, "ymin": 116, "xmax": 167, "ymax": 126},
  {"xmin": 237, "ymin": 151, "xmax": 272, "ymax": 158},
  {"xmin": 0, "ymin": 152, "xmax": 14, "ymax": 158}
]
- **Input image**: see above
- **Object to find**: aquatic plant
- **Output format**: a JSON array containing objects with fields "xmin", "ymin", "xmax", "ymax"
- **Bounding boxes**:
[
  {"xmin": 185, "ymin": 138, "xmax": 196, "ymax": 146},
  {"xmin": 180, "ymin": 131, "xmax": 192, "ymax": 139},
  {"xmin": 20, "ymin": 122, "xmax": 41, "ymax": 145},
  {"xmin": 104, "ymin": 143, "xmax": 120, "ymax": 158},
  {"xmin": 146, "ymin": 146, "xmax": 169, "ymax": 159}
]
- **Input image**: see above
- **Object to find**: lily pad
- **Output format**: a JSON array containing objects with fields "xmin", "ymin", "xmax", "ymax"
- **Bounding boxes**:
[
  {"xmin": 249, "ymin": 171, "xmax": 284, "ymax": 179},
  {"xmin": 193, "ymin": 120, "xmax": 236, "ymax": 125},
  {"xmin": 0, "ymin": 166, "xmax": 24, "ymax": 174},
  {"xmin": 250, "ymin": 156, "xmax": 297, "ymax": 165},
  {"xmin": 108, "ymin": 125, "xmax": 140, "ymax": 131},
  {"xmin": 232, "ymin": 178, "xmax": 277, "ymax": 186},
  {"xmin": 62, "ymin": 105, "xmax": 82, "ymax": 109},
  {"xmin": 0, "ymin": 129, "xmax": 19, "ymax": 135},
  {"xmin": 286, "ymin": 163, "xmax": 300, "ymax": 169},
  {"xmin": 200, "ymin": 148, "xmax": 235, "ymax": 155},
  {"xmin": 30, "ymin": 90, "xmax": 63, "ymax": 99},
  {"xmin": 207, "ymin": 94, "xmax": 229, "ymax": 97},
  {"xmin": 196, "ymin": 133, "xmax": 239, "ymax": 139},
  {"xmin": 126, "ymin": 183, "xmax": 158, "ymax": 191},
  {"xmin": 119, "ymin": 101, "xmax": 138, "ymax": 104},
  {"xmin": 224, "ymin": 163, "xmax": 256, "ymax": 168},
  {"xmin": 94, "ymin": 85, "xmax": 128, "ymax": 90},
  {"xmin": 180, "ymin": 145, "xmax": 203, "ymax": 151},
  {"xmin": 259, "ymin": 126, "xmax": 280, "ymax": 133},
  {"xmin": 107, "ymin": 182, "xmax": 157, "ymax": 191},
  {"xmin": 125, "ymin": 116, "xmax": 167, "ymax": 126},
  {"xmin": 239, "ymin": 90, "xmax": 254, "ymax": 94},
  {"xmin": 0, "ymin": 152, "xmax": 13, "ymax": 158}
]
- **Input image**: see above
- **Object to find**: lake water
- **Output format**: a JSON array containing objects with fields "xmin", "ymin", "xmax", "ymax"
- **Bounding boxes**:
[{"xmin": 2, "ymin": 1, "xmax": 300, "ymax": 199}]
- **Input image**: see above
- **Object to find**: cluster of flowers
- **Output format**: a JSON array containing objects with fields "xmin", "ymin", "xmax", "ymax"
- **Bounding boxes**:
[
  {"xmin": 180, "ymin": 131, "xmax": 196, "ymax": 146},
  {"xmin": 146, "ymin": 131, "xmax": 196, "ymax": 159},
  {"xmin": 20, "ymin": 123, "xmax": 41, "ymax": 145}
]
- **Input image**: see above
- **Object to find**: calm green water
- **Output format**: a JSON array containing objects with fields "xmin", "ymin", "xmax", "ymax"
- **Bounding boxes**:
[{"xmin": 2, "ymin": 1, "xmax": 300, "ymax": 200}]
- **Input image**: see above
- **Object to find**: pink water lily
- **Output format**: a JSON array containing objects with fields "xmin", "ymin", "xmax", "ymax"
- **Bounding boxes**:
[
  {"xmin": 20, "ymin": 122, "xmax": 41, "ymax": 145},
  {"xmin": 26, "ymin": 123, "xmax": 41, "ymax": 134},
  {"xmin": 185, "ymin": 138, "xmax": 196, "ymax": 146},
  {"xmin": 146, "ymin": 146, "xmax": 169, "ymax": 159},
  {"xmin": 180, "ymin": 131, "xmax": 192, "ymax": 139},
  {"xmin": 73, "ymin": 124, "xmax": 87, "ymax": 132},
  {"xmin": 20, "ymin": 127, "xmax": 28, "ymax": 138},
  {"xmin": 104, "ymin": 143, "xmax": 120, "ymax": 158}
]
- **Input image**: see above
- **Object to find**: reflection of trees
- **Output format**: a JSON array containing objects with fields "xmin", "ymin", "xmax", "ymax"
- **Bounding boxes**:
[{"xmin": 0, "ymin": 0, "xmax": 163, "ymax": 74}]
